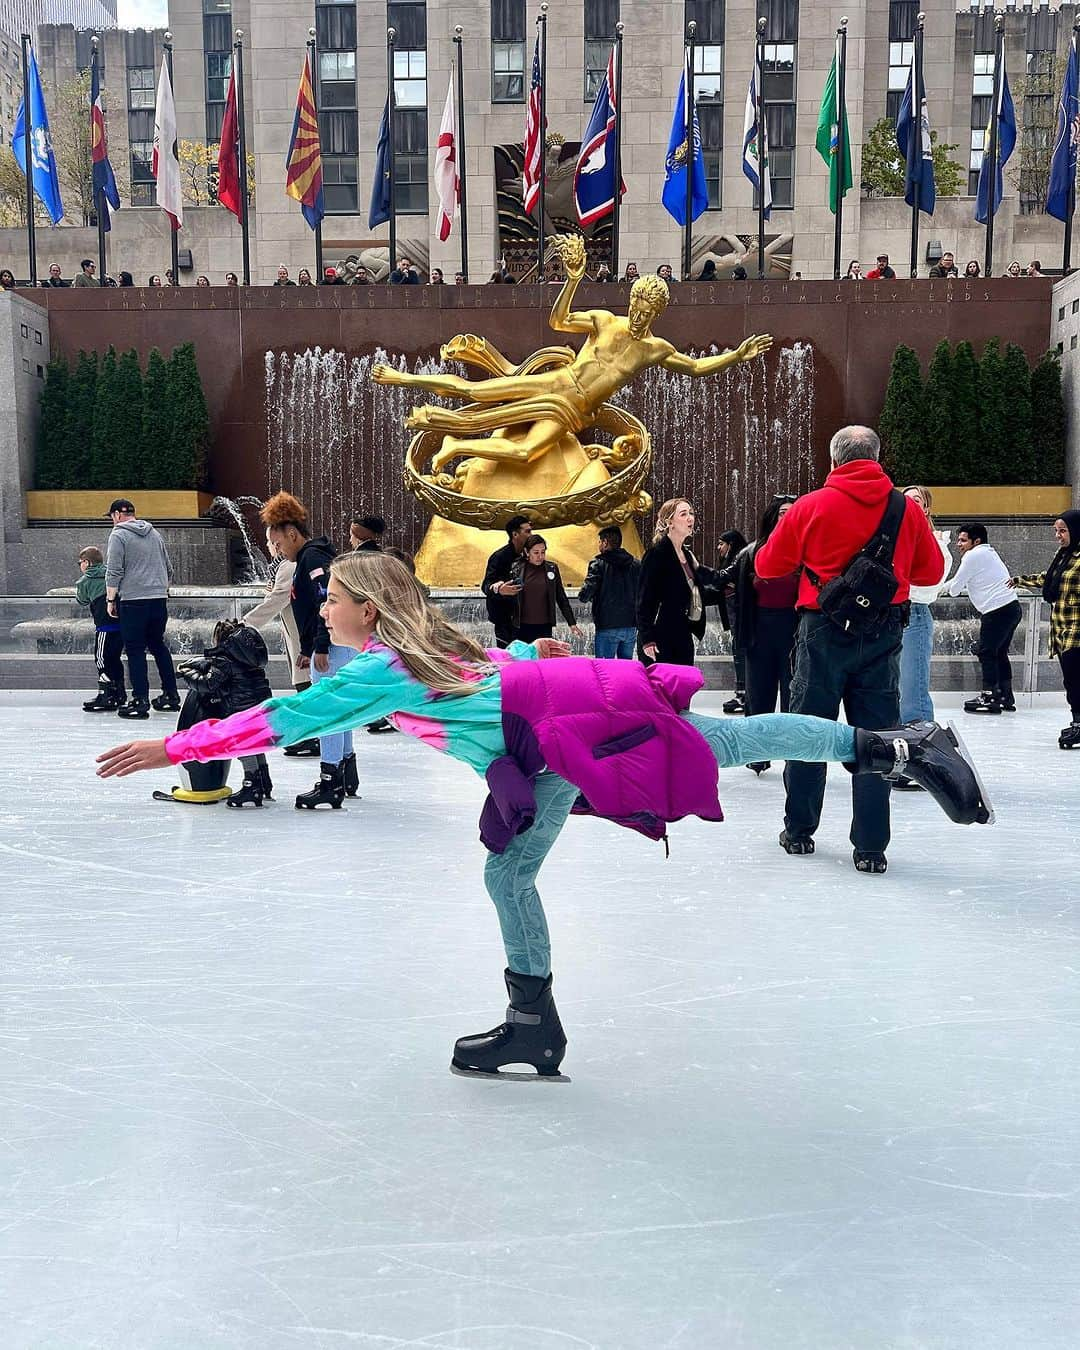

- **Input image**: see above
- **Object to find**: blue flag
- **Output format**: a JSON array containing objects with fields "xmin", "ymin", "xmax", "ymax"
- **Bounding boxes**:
[
  {"xmin": 90, "ymin": 52, "xmax": 120, "ymax": 231},
  {"xmin": 368, "ymin": 99, "xmax": 392, "ymax": 229},
  {"xmin": 1047, "ymin": 43, "xmax": 1079, "ymax": 221},
  {"xmin": 12, "ymin": 45, "xmax": 63, "ymax": 225},
  {"xmin": 975, "ymin": 67, "xmax": 1016, "ymax": 224},
  {"xmin": 574, "ymin": 45, "xmax": 623, "ymax": 226},
  {"xmin": 661, "ymin": 58, "xmax": 708, "ymax": 226},
  {"xmin": 895, "ymin": 46, "xmax": 936, "ymax": 216}
]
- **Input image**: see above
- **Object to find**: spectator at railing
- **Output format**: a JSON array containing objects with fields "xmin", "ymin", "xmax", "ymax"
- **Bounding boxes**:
[
  {"xmin": 41, "ymin": 262, "xmax": 69, "ymax": 287},
  {"xmin": 73, "ymin": 259, "xmax": 100, "ymax": 287},
  {"xmin": 0, "ymin": 269, "xmax": 16, "ymax": 291},
  {"xmin": 928, "ymin": 251, "xmax": 958, "ymax": 278},
  {"xmin": 865, "ymin": 254, "xmax": 895, "ymax": 280}
]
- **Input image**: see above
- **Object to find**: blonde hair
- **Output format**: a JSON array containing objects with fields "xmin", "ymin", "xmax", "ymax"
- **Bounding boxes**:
[
  {"xmin": 653, "ymin": 497, "xmax": 693, "ymax": 544},
  {"xmin": 330, "ymin": 552, "xmax": 492, "ymax": 697},
  {"xmin": 630, "ymin": 274, "xmax": 669, "ymax": 314},
  {"xmin": 903, "ymin": 483, "xmax": 934, "ymax": 524}
]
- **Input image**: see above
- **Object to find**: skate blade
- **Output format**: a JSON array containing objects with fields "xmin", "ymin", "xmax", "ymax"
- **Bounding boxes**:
[
  {"xmin": 944, "ymin": 721, "xmax": 995, "ymax": 825},
  {"xmin": 450, "ymin": 1062, "xmax": 571, "ymax": 1083}
]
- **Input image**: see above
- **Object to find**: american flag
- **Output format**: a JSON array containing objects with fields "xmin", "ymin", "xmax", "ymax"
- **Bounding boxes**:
[{"xmin": 522, "ymin": 35, "xmax": 544, "ymax": 215}]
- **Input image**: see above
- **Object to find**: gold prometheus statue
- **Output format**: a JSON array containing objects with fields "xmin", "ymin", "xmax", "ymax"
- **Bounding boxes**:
[{"xmin": 372, "ymin": 234, "xmax": 772, "ymax": 585}]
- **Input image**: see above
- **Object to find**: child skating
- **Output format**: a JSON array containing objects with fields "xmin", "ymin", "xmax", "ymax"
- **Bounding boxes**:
[{"xmin": 98, "ymin": 553, "xmax": 993, "ymax": 1081}]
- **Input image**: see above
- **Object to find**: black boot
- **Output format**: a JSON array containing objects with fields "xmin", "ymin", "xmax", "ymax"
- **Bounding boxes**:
[
  {"xmin": 151, "ymin": 691, "xmax": 181, "ymax": 712},
  {"xmin": 963, "ymin": 689, "xmax": 1002, "ymax": 715},
  {"xmin": 1060, "ymin": 720, "xmax": 1080, "ymax": 750},
  {"xmin": 116, "ymin": 697, "xmax": 150, "ymax": 720},
  {"xmin": 83, "ymin": 682, "xmax": 124, "ymax": 713},
  {"xmin": 779, "ymin": 829, "xmax": 815, "ymax": 855},
  {"xmin": 451, "ymin": 969, "xmax": 569, "ymax": 1081},
  {"xmin": 853, "ymin": 721, "xmax": 994, "ymax": 825},
  {"xmin": 226, "ymin": 775, "xmax": 264, "ymax": 808},
  {"xmin": 257, "ymin": 763, "xmax": 274, "ymax": 799},
  {"xmin": 341, "ymin": 752, "xmax": 360, "ymax": 797},
  {"xmin": 722, "ymin": 689, "xmax": 748, "ymax": 715},
  {"xmin": 295, "ymin": 762, "xmax": 346, "ymax": 810},
  {"xmin": 283, "ymin": 738, "xmax": 321, "ymax": 757}
]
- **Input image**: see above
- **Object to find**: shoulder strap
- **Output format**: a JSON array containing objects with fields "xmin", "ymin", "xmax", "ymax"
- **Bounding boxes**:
[{"xmin": 864, "ymin": 490, "xmax": 908, "ymax": 566}]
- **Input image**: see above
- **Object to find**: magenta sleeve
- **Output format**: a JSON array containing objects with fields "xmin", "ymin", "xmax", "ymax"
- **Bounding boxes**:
[{"xmin": 165, "ymin": 704, "xmax": 277, "ymax": 764}]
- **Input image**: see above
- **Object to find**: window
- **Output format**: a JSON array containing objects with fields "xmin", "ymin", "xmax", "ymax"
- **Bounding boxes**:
[
  {"xmin": 130, "ymin": 135, "xmax": 156, "ymax": 207},
  {"xmin": 762, "ymin": 43, "xmax": 795, "ymax": 101},
  {"xmin": 886, "ymin": 41, "xmax": 912, "ymax": 123},
  {"xmin": 492, "ymin": 0, "xmax": 526, "ymax": 102},
  {"xmin": 686, "ymin": 0, "xmax": 725, "ymax": 44},
  {"xmin": 206, "ymin": 52, "xmax": 231, "ymax": 105},
  {"xmin": 203, "ymin": 0, "xmax": 230, "ymax": 10},
  {"xmin": 394, "ymin": 106, "xmax": 428, "ymax": 213},
  {"xmin": 888, "ymin": 0, "xmax": 917, "ymax": 42},
  {"xmin": 584, "ymin": 0, "xmax": 618, "ymax": 100},
  {"xmin": 760, "ymin": 15, "xmax": 797, "ymax": 209},
  {"xmin": 698, "ymin": 102, "xmax": 722, "ymax": 208},
  {"xmin": 973, "ymin": 53, "xmax": 995, "ymax": 98},
  {"xmin": 128, "ymin": 66, "xmax": 154, "ymax": 110},
  {"xmin": 1020, "ymin": 37, "xmax": 1058, "ymax": 215},
  {"xmin": 319, "ymin": 51, "xmax": 356, "ymax": 107},
  {"xmin": 693, "ymin": 45, "xmax": 723, "ymax": 103},
  {"xmin": 393, "ymin": 49, "xmax": 426, "ymax": 107},
  {"xmin": 757, "ymin": 0, "xmax": 797, "ymax": 43},
  {"xmin": 75, "ymin": 32, "xmax": 105, "ymax": 78},
  {"xmin": 388, "ymin": 0, "xmax": 426, "ymax": 48},
  {"xmin": 319, "ymin": 109, "xmax": 358, "ymax": 154},
  {"xmin": 323, "ymin": 155, "xmax": 358, "ymax": 212}
]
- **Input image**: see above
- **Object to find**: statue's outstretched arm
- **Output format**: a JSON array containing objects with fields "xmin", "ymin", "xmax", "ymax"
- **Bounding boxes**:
[
  {"xmin": 546, "ymin": 234, "xmax": 595, "ymax": 335},
  {"xmin": 662, "ymin": 334, "xmax": 773, "ymax": 376}
]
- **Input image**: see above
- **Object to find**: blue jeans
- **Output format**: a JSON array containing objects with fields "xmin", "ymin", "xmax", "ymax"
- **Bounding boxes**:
[
  {"xmin": 484, "ymin": 712, "xmax": 858, "ymax": 977},
  {"xmin": 899, "ymin": 602, "xmax": 934, "ymax": 723},
  {"xmin": 594, "ymin": 627, "xmax": 636, "ymax": 660},
  {"xmin": 310, "ymin": 643, "xmax": 356, "ymax": 763}
]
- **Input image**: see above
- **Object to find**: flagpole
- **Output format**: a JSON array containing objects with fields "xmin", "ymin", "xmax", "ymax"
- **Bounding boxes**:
[
  {"xmin": 611, "ymin": 20, "xmax": 624, "ymax": 279},
  {"xmin": 386, "ymin": 27, "xmax": 397, "ymax": 272},
  {"xmin": 536, "ymin": 3, "xmax": 548, "ymax": 279},
  {"xmin": 756, "ymin": 16, "xmax": 767, "ymax": 279},
  {"xmin": 234, "ymin": 30, "xmax": 251, "ymax": 284},
  {"xmin": 306, "ymin": 27, "xmax": 323, "ymax": 279},
  {"xmin": 1064, "ymin": 17, "xmax": 1080, "ymax": 275},
  {"xmin": 163, "ymin": 32, "xmax": 181, "ymax": 286},
  {"xmin": 984, "ymin": 12, "xmax": 1004, "ymax": 277},
  {"xmin": 682, "ymin": 20, "xmax": 697, "ymax": 281},
  {"xmin": 454, "ymin": 26, "xmax": 469, "ymax": 282},
  {"xmin": 19, "ymin": 33, "xmax": 36, "ymax": 285},
  {"xmin": 92, "ymin": 37, "xmax": 107, "ymax": 282},
  {"xmin": 907, "ymin": 13, "xmax": 924, "ymax": 278},
  {"xmin": 833, "ymin": 18, "xmax": 848, "ymax": 282}
]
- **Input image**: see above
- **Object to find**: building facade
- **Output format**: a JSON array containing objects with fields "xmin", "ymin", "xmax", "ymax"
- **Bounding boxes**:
[{"xmin": 7, "ymin": 0, "xmax": 1080, "ymax": 282}]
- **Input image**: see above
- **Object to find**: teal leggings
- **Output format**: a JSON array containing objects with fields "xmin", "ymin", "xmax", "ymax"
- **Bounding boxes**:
[{"xmin": 484, "ymin": 712, "xmax": 858, "ymax": 977}]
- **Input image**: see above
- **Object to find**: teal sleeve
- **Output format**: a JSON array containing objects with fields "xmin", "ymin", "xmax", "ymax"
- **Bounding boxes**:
[
  {"xmin": 266, "ymin": 648, "xmax": 427, "ymax": 746},
  {"xmin": 504, "ymin": 640, "xmax": 541, "ymax": 661}
]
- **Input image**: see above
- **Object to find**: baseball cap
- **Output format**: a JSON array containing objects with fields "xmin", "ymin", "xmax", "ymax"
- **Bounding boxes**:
[{"xmin": 107, "ymin": 498, "xmax": 136, "ymax": 515}]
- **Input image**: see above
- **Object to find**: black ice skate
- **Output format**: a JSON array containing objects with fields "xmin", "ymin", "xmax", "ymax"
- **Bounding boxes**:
[
  {"xmin": 83, "ymin": 683, "xmax": 124, "ymax": 713},
  {"xmin": 283, "ymin": 737, "xmax": 321, "ymax": 757},
  {"xmin": 341, "ymin": 752, "xmax": 360, "ymax": 797},
  {"xmin": 116, "ymin": 697, "xmax": 150, "ymax": 720},
  {"xmin": 226, "ymin": 775, "xmax": 264, "ymax": 808},
  {"xmin": 853, "ymin": 721, "xmax": 994, "ymax": 825},
  {"xmin": 999, "ymin": 687, "xmax": 1017, "ymax": 712},
  {"xmin": 779, "ymin": 830, "xmax": 815, "ymax": 855},
  {"xmin": 451, "ymin": 969, "xmax": 570, "ymax": 1082},
  {"xmin": 746, "ymin": 760, "xmax": 771, "ymax": 775},
  {"xmin": 151, "ymin": 691, "xmax": 182, "ymax": 712},
  {"xmin": 963, "ymin": 689, "xmax": 1002, "ymax": 715},
  {"xmin": 853, "ymin": 850, "xmax": 888, "ymax": 875},
  {"xmin": 295, "ymin": 762, "xmax": 346, "ymax": 809},
  {"xmin": 722, "ymin": 689, "xmax": 748, "ymax": 715},
  {"xmin": 1060, "ymin": 721, "xmax": 1080, "ymax": 750},
  {"xmin": 366, "ymin": 717, "xmax": 397, "ymax": 734},
  {"xmin": 257, "ymin": 762, "xmax": 274, "ymax": 799}
]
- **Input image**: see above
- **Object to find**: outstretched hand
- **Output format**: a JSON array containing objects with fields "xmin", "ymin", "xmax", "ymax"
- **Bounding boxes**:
[
  {"xmin": 534, "ymin": 638, "xmax": 571, "ymax": 660},
  {"xmin": 736, "ymin": 334, "xmax": 773, "ymax": 362},
  {"xmin": 97, "ymin": 739, "xmax": 172, "ymax": 779},
  {"xmin": 372, "ymin": 363, "xmax": 403, "ymax": 386}
]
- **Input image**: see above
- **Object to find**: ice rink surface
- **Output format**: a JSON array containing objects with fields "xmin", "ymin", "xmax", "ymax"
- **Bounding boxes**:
[{"xmin": 1, "ymin": 690, "xmax": 1079, "ymax": 1350}]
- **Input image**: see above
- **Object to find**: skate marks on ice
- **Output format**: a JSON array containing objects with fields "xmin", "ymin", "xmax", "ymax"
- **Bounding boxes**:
[{"xmin": 0, "ymin": 695, "xmax": 1078, "ymax": 1348}]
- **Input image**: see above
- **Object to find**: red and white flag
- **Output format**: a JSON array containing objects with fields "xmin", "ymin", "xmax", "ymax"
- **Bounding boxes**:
[
  {"xmin": 434, "ymin": 68, "xmax": 458, "ymax": 242},
  {"xmin": 522, "ymin": 34, "xmax": 544, "ymax": 215},
  {"xmin": 152, "ymin": 56, "xmax": 183, "ymax": 230},
  {"xmin": 216, "ymin": 70, "xmax": 242, "ymax": 220}
]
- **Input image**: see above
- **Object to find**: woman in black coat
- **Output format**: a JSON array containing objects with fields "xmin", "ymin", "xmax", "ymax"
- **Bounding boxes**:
[{"xmin": 637, "ymin": 498, "xmax": 711, "ymax": 666}]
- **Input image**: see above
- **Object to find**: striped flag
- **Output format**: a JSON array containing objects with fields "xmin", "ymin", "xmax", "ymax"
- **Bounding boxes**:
[
  {"xmin": 522, "ymin": 34, "xmax": 544, "ymax": 215},
  {"xmin": 574, "ymin": 45, "xmax": 624, "ymax": 225},
  {"xmin": 742, "ymin": 56, "xmax": 771, "ymax": 218},
  {"xmin": 285, "ymin": 53, "xmax": 324, "ymax": 230},
  {"xmin": 152, "ymin": 56, "xmax": 182, "ymax": 229},
  {"xmin": 434, "ymin": 67, "xmax": 458, "ymax": 242},
  {"xmin": 90, "ymin": 49, "xmax": 120, "ymax": 229}
]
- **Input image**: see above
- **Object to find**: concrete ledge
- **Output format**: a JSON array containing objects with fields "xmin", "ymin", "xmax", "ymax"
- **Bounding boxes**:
[
  {"xmin": 26, "ymin": 491, "xmax": 217, "ymax": 521},
  {"xmin": 928, "ymin": 486, "xmax": 1073, "ymax": 516}
]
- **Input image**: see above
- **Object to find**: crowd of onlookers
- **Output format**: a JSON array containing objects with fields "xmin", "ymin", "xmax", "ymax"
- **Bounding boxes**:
[{"xmin": 845, "ymin": 251, "xmax": 1046, "ymax": 280}]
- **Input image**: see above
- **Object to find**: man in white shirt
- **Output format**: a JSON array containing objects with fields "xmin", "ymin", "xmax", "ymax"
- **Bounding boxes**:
[{"xmin": 942, "ymin": 521, "xmax": 1022, "ymax": 713}]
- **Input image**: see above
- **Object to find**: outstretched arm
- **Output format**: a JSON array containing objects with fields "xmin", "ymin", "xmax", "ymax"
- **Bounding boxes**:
[
  {"xmin": 662, "ymin": 334, "xmax": 772, "ymax": 377},
  {"xmin": 547, "ymin": 235, "xmax": 596, "ymax": 335}
]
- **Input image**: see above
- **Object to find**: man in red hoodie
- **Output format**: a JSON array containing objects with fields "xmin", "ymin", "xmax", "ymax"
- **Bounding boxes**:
[{"xmin": 755, "ymin": 425, "xmax": 943, "ymax": 873}]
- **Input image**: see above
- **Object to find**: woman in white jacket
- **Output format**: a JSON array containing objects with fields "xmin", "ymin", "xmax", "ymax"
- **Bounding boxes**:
[{"xmin": 899, "ymin": 485, "xmax": 953, "ymax": 728}]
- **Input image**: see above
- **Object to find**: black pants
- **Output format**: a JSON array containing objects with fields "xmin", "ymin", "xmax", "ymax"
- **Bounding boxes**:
[
  {"xmin": 94, "ymin": 628, "xmax": 125, "ymax": 690},
  {"xmin": 1061, "ymin": 647, "xmax": 1080, "ymax": 719},
  {"xmin": 639, "ymin": 628, "xmax": 697, "ymax": 667},
  {"xmin": 516, "ymin": 622, "xmax": 553, "ymax": 642},
  {"xmin": 725, "ymin": 600, "xmax": 746, "ymax": 689},
  {"xmin": 118, "ymin": 598, "xmax": 177, "ymax": 702},
  {"xmin": 784, "ymin": 608, "xmax": 903, "ymax": 855},
  {"xmin": 745, "ymin": 608, "xmax": 799, "ymax": 715},
  {"xmin": 976, "ymin": 600, "xmax": 1022, "ymax": 693}
]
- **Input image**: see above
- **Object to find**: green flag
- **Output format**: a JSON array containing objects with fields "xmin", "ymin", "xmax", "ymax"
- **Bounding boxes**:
[{"xmin": 815, "ymin": 42, "xmax": 853, "ymax": 214}]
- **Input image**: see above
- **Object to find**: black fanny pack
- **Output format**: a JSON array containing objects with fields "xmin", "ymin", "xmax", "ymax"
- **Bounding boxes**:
[{"xmin": 806, "ymin": 490, "xmax": 907, "ymax": 635}]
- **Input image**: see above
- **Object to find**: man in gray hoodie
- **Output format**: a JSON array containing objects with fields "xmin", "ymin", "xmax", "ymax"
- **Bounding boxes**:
[{"xmin": 104, "ymin": 499, "xmax": 180, "ymax": 719}]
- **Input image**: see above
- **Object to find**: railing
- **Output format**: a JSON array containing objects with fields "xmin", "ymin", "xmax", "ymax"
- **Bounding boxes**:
[{"xmin": 0, "ymin": 591, "xmax": 1063, "ymax": 695}]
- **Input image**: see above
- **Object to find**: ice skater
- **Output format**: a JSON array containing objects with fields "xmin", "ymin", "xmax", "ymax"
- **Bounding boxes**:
[{"xmin": 98, "ymin": 553, "xmax": 993, "ymax": 1081}]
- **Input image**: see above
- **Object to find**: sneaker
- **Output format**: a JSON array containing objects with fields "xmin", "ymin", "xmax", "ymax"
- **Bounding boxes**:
[{"xmin": 151, "ymin": 692, "xmax": 181, "ymax": 712}]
